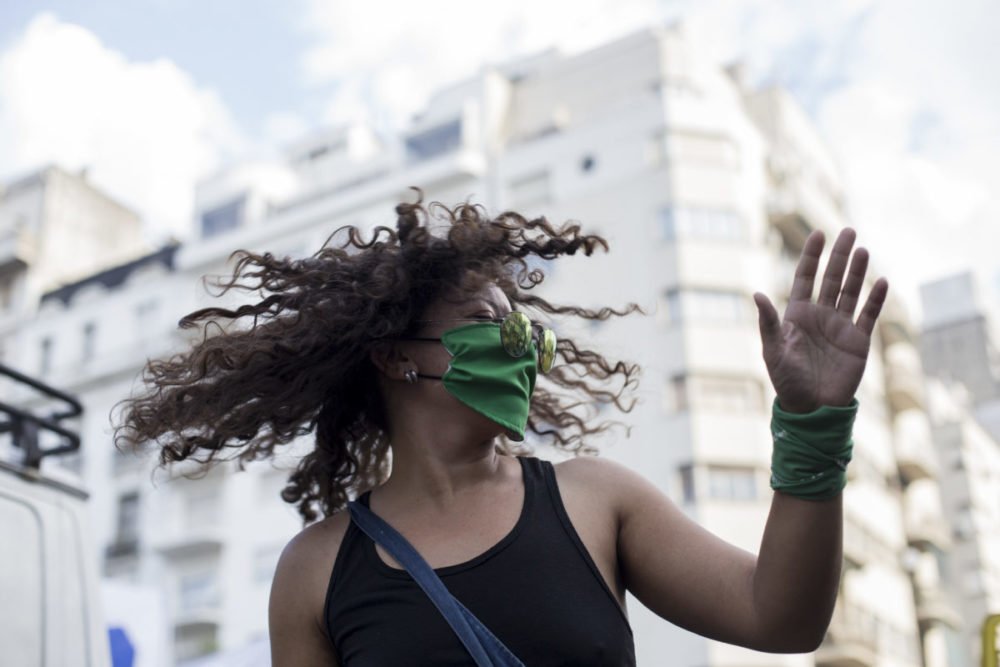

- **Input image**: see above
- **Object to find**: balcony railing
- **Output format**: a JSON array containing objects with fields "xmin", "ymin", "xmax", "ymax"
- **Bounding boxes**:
[
  {"xmin": 815, "ymin": 603, "xmax": 879, "ymax": 667},
  {"xmin": 150, "ymin": 522, "xmax": 224, "ymax": 559}
]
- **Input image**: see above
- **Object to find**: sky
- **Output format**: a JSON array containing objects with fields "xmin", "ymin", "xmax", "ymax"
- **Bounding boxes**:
[{"xmin": 0, "ymin": 0, "xmax": 998, "ymax": 323}]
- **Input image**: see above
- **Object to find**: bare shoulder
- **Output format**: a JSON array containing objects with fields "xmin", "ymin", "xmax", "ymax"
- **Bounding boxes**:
[
  {"xmin": 269, "ymin": 510, "xmax": 351, "ymax": 666},
  {"xmin": 553, "ymin": 455, "xmax": 655, "ymax": 509}
]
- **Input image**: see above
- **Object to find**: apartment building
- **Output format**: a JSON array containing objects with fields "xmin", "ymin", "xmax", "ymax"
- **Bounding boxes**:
[
  {"xmin": 920, "ymin": 273, "xmax": 1000, "ymax": 663},
  {"xmin": 6, "ymin": 24, "xmax": 978, "ymax": 665},
  {"xmin": 0, "ymin": 164, "xmax": 147, "ymax": 367}
]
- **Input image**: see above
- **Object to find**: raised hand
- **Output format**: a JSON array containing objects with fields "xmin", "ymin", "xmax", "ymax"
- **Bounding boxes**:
[{"xmin": 753, "ymin": 228, "xmax": 889, "ymax": 414}]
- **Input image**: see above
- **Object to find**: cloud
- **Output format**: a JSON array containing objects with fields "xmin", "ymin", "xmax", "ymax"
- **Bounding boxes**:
[
  {"xmin": 298, "ymin": 0, "xmax": 664, "ymax": 129},
  {"xmin": 812, "ymin": 0, "xmax": 1000, "ymax": 320},
  {"xmin": 0, "ymin": 13, "xmax": 246, "ymax": 242}
]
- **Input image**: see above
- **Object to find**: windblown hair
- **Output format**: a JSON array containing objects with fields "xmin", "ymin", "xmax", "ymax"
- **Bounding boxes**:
[{"xmin": 113, "ymin": 190, "xmax": 641, "ymax": 524}]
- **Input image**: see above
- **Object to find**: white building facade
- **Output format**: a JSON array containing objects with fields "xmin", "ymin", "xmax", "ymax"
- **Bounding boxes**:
[
  {"xmin": 920, "ymin": 273, "xmax": 1000, "ymax": 663},
  {"xmin": 7, "ymin": 25, "xmax": 982, "ymax": 666}
]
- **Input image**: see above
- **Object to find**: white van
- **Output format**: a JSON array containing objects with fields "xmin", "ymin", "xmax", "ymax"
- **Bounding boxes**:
[{"xmin": 0, "ymin": 362, "xmax": 111, "ymax": 667}]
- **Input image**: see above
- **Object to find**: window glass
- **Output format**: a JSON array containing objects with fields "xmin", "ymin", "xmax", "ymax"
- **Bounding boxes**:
[
  {"xmin": 117, "ymin": 492, "xmax": 140, "ymax": 543},
  {"xmin": 659, "ymin": 207, "xmax": 746, "ymax": 241},
  {"xmin": 179, "ymin": 571, "xmax": 220, "ymax": 612},
  {"xmin": 664, "ymin": 289, "xmax": 750, "ymax": 325},
  {"xmin": 668, "ymin": 132, "xmax": 740, "ymax": 168},
  {"xmin": 678, "ymin": 465, "xmax": 696, "ymax": 503},
  {"xmin": 201, "ymin": 196, "xmax": 247, "ymax": 238},
  {"xmin": 693, "ymin": 376, "xmax": 764, "ymax": 411},
  {"xmin": 405, "ymin": 120, "xmax": 462, "ymax": 161},
  {"xmin": 706, "ymin": 466, "xmax": 758, "ymax": 501}
]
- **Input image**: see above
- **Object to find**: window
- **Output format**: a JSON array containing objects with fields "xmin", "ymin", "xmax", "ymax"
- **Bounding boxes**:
[
  {"xmin": 0, "ymin": 275, "xmax": 14, "ymax": 311},
  {"xmin": 116, "ymin": 492, "xmax": 140, "ymax": 544},
  {"xmin": 201, "ymin": 195, "xmax": 247, "ymax": 238},
  {"xmin": 659, "ymin": 207, "xmax": 746, "ymax": 242},
  {"xmin": 678, "ymin": 465, "xmax": 696, "ymax": 503},
  {"xmin": 707, "ymin": 466, "xmax": 758, "ymax": 501},
  {"xmin": 664, "ymin": 375, "xmax": 688, "ymax": 412},
  {"xmin": 663, "ymin": 289, "xmax": 751, "ymax": 326},
  {"xmin": 82, "ymin": 322, "xmax": 96, "ymax": 361},
  {"xmin": 667, "ymin": 131, "xmax": 739, "ymax": 168},
  {"xmin": 405, "ymin": 120, "xmax": 462, "ymax": 161},
  {"xmin": 39, "ymin": 337, "xmax": 52, "ymax": 375},
  {"xmin": 693, "ymin": 376, "xmax": 764, "ymax": 412},
  {"xmin": 179, "ymin": 571, "xmax": 220, "ymax": 612}
]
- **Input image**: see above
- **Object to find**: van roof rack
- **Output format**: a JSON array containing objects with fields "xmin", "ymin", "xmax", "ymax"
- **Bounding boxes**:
[{"xmin": 0, "ymin": 362, "xmax": 82, "ymax": 469}]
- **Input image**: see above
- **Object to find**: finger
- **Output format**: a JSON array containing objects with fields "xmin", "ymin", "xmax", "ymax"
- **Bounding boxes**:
[
  {"xmin": 856, "ymin": 277, "xmax": 889, "ymax": 335},
  {"xmin": 789, "ymin": 230, "xmax": 826, "ymax": 303},
  {"xmin": 836, "ymin": 247, "xmax": 869, "ymax": 317},
  {"xmin": 754, "ymin": 292, "xmax": 782, "ymax": 358},
  {"xmin": 817, "ymin": 228, "xmax": 857, "ymax": 307}
]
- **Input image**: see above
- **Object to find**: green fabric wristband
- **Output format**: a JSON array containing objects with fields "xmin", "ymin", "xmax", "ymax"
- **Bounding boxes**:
[{"xmin": 769, "ymin": 398, "xmax": 858, "ymax": 500}]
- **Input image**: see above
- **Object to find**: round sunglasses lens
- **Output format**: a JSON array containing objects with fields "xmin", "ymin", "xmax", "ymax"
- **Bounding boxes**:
[
  {"xmin": 539, "ymin": 329, "xmax": 557, "ymax": 373},
  {"xmin": 500, "ymin": 312, "xmax": 532, "ymax": 357}
]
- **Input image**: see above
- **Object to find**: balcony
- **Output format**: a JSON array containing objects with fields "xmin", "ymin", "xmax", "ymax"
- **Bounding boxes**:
[
  {"xmin": 883, "ymin": 343, "xmax": 926, "ymax": 412},
  {"xmin": 902, "ymin": 482, "xmax": 951, "ymax": 551},
  {"xmin": 150, "ymin": 522, "xmax": 224, "ymax": 559},
  {"xmin": 893, "ymin": 411, "xmax": 937, "ymax": 484},
  {"xmin": 913, "ymin": 585, "xmax": 962, "ymax": 630},
  {"xmin": 843, "ymin": 516, "xmax": 897, "ymax": 569},
  {"xmin": 895, "ymin": 446, "xmax": 936, "ymax": 484},
  {"xmin": 815, "ymin": 603, "xmax": 878, "ymax": 667},
  {"xmin": 842, "ymin": 518, "xmax": 870, "ymax": 569},
  {"xmin": 174, "ymin": 616, "xmax": 220, "ymax": 662},
  {"xmin": 766, "ymin": 170, "xmax": 843, "ymax": 241},
  {"xmin": 904, "ymin": 516, "xmax": 951, "ymax": 551},
  {"xmin": 0, "ymin": 227, "xmax": 37, "ymax": 273}
]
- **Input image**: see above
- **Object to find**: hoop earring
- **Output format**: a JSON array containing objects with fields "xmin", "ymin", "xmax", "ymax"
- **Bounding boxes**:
[{"xmin": 404, "ymin": 369, "xmax": 418, "ymax": 385}]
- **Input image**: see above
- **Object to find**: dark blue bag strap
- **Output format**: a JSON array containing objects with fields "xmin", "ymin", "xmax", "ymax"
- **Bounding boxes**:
[{"xmin": 347, "ymin": 501, "xmax": 524, "ymax": 667}]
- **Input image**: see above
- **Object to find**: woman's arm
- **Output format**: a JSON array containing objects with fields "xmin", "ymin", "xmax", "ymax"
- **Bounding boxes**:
[
  {"xmin": 578, "ymin": 458, "xmax": 836, "ymax": 652},
  {"xmin": 616, "ymin": 228, "xmax": 887, "ymax": 652},
  {"xmin": 269, "ymin": 515, "xmax": 348, "ymax": 667}
]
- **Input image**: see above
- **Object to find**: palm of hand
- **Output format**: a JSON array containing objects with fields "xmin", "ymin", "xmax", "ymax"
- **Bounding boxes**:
[{"xmin": 754, "ymin": 229, "xmax": 889, "ymax": 414}]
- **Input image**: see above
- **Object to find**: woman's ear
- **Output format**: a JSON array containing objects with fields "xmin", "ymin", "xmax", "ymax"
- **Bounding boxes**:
[{"xmin": 369, "ymin": 341, "xmax": 411, "ymax": 381}]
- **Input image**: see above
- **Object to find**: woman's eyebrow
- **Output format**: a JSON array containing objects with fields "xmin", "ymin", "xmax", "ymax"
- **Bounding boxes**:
[
  {"xmin": 485, "ymin": 299, "xmax": 512, "ymax": 316},
  {"xmin": 466, "ymin": 298, "xmax": 508, "ymax": 315}
]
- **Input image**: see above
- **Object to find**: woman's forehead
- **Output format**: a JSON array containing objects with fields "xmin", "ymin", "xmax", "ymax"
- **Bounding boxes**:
[{"xmin": 426, "ymin": 283, "xmax": 511, "ymax": 317}]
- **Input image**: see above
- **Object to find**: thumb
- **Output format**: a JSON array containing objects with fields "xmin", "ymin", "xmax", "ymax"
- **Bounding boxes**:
[{"xmin": 753, "ymin": 292, "xmax": 782, "ymax": 357}]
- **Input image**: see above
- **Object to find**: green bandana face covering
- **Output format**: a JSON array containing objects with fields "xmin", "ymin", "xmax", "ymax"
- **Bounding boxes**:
[{"xmin": 421, "ymin": 322, "xmax": 537, "ymax": 441}]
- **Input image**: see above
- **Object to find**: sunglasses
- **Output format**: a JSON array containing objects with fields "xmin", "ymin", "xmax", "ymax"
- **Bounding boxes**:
[{"xmin": 408, "ymin": 312, "xmax": 557, "ymax": 373}]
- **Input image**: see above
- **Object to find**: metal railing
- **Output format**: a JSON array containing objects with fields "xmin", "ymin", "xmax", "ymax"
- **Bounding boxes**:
[{"xmin": 0, "ymin": 361, "xmax": 82, "ymax": 468}]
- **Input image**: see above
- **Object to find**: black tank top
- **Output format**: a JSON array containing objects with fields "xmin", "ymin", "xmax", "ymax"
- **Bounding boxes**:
[{"xmin": 324, "ymin": 456, "xmax": 636, "ymax": 665}]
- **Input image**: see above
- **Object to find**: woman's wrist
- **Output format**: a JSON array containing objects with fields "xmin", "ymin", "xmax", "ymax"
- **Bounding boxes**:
[{"xmin": 769, "ymin": 398, "xmax": 858, "ymax": 501}]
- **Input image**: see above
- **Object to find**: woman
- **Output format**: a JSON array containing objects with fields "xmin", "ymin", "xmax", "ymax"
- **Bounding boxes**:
[{"xmin": 115, "ymin": 192, "xmax": 888, "ymax": 665}]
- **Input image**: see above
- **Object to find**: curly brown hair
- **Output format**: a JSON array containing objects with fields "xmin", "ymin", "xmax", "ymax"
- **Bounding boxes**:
[{"xmin": 112, "ymin": 190, "xmax": 641, "ymax": 524}]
